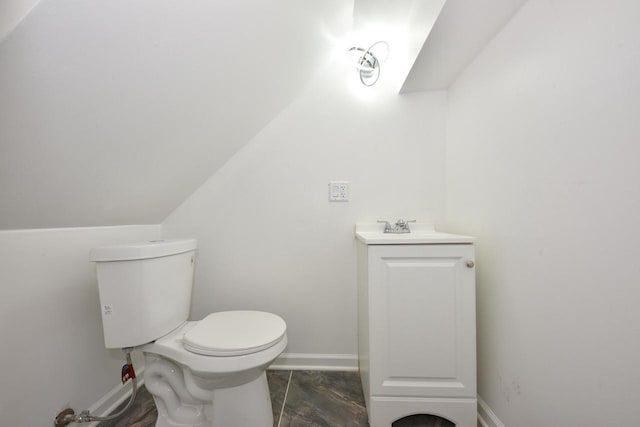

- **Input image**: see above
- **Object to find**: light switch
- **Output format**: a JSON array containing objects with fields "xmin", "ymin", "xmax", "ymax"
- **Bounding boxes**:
[{"xmin": 329, "ymin": 181, "xmax": 349, "ymax": 202}]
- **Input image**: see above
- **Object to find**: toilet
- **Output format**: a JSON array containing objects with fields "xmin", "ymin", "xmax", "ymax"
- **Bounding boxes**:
[{"xmin": 90, "ymin": 239, "xmax": 287, "ymax": 427}]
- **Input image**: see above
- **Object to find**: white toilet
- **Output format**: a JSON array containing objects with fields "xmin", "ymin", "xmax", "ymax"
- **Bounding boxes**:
[{"xmin": 90, "ymin": 239, "xmax": 287, "ymax": 427}]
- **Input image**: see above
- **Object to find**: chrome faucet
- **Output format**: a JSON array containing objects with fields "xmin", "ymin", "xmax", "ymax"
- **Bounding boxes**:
[
  {"xmin": 377, "ymin": 220, "xmax": 393, "ymax": 233},
  {"xmin": 377, "ymin": 219, "xmax": 416, "ymax": 234}
]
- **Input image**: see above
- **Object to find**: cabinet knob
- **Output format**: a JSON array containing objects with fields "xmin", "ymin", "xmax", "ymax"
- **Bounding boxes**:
[{"xmin": 466, "ymin": 260, "xmax": 475, "ymax": 268}]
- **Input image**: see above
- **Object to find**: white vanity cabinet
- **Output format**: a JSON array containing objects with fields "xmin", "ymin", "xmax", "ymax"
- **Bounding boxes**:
[{"xmin": 356, "ymin": 224, "xmax": 477, "ymax": 427}]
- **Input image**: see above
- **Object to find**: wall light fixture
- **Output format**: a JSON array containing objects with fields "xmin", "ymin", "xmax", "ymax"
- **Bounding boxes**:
[{"xmin": 348, "ymin": 41, "xmax": 390, "ymax": 86}]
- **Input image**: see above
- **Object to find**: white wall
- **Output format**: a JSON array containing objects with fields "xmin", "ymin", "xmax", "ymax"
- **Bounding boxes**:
[
  {"xmin": 445, "ymin": 0, "xmax": 640, "ymax": 425},
  {"xmin": 163, "ymin": 61, "xmax": 446, "ymax": 362},
  {"xmin": 0, "ymin": 225, "xmax": 160, "ymax": 426}
]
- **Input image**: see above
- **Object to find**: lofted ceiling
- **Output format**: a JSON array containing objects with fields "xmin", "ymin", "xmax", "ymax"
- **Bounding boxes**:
[
  {"xmin": 402, "ymin": 0, "xmax": 528, "ymax": 92},
  {"xmin": 0, "ymin": 0, "xmax": 40, "ymax": 41},
  {"xmin": 0, "ymin": 0, "xmax": 350, "ymax": 229},
  {"xmin": 0, "ymin": 0, "xmax": 526, "ymax": 230}
]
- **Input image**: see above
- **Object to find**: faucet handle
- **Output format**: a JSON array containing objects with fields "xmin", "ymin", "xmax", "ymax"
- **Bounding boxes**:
[
  {"xmin": 395, "ymin": 219, "xmax": 416, "ymax": 232},
  {"xmin": 377, "ymin": 220, "xmax": 392, "ymax": 233}
]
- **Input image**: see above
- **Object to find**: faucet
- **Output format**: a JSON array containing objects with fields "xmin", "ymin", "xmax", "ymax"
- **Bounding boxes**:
[
  {"xmin": 377, "ymin": 220, "xmax": 393, "ymax": 233},
  {"xmin": 377, "ymin": 219, "xmax": 416, "ymax": 234}
]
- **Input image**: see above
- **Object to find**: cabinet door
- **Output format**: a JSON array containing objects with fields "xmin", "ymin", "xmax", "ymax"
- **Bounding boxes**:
[{"xmin": 368, "ymin": 244, "xmax": 476, "ymax": 398}]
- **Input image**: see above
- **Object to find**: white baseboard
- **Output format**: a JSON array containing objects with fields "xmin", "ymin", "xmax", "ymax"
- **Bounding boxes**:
[
  {"xmin": 69, "ymin": 369, "xmax": 145, "ymax": 427},
  {"xmin": 477, "ymin": 395, "xmax": 505, "ymax": 427},
  {"xmin": 77, "ymin": 359, "xmax": 499, "ymax": 427},
  {"xmin": 270, "ymin": 353, "xmax": 359, "ymax": 371},
  {"xmin": 74, "ymin": 352, "xmax": 356, "ymax": 426},
  {"xmin": 69, "ymin": 362, "xmax": 498, "ymax": 427}
]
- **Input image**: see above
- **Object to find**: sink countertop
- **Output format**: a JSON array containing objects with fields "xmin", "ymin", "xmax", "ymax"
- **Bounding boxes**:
[{"xmin": 355, "ymin": 223, "xmax": 475, "ymax": 245}]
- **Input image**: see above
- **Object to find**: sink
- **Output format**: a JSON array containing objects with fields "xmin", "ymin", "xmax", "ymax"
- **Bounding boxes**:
[{"xmin": 355, "ymin": 223, "xmax": 475, "ymax": 244}]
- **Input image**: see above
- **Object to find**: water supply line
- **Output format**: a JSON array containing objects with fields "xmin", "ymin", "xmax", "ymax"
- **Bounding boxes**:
[{"xmin": 54, "ymin": 348, "xmax": 139, "ymax": 426}]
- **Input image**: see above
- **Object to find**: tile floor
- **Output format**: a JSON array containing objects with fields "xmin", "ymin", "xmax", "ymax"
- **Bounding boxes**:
[{"xmin": 98, "ymin": 370, "xmax": 454, "ymax": 427}]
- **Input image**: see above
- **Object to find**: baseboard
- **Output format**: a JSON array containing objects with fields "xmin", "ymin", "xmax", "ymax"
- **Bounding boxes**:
[
  {"xmin": 477, "ymin": 395, "xmax": 505, "ymax": 427},
  {"xmin": 270, "ymin": 353, "xmax": 359, "ymax": 371},
  {"xmin": 72, "ymin": 352, "xmax": 357, "ymax": 426},
  {"xmin": 69, "ymin": 369, "xmax": 145, "ymax": 427},
  {"xmin": 71, "ymin": 361, "xmax": 501, "ymax": 427}
]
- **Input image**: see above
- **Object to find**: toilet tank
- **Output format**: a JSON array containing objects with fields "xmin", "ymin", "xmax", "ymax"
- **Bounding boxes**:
[{"xmin": 90, "ymin": 239, "xmax": 197, "ymax": 349}]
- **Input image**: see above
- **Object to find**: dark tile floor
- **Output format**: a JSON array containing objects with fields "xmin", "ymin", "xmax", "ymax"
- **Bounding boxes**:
[
  {"xmin": 98, "ymin": 370, "xmax": 454, "ymax": 427},
  {"xmin": 276, "ymin": 371, "xmax": 368, "ymax": 427}
]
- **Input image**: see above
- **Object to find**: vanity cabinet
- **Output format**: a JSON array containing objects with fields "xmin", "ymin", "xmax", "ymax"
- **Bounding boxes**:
[{"xmin": 356, "ymin": 226, "xmax": 477, "ymax": 427}]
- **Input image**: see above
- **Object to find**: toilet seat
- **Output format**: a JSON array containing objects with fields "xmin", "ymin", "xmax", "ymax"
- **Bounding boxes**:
[{"xmin": 183, "ymin": 311, "xmax": 287, "ymax": 356}]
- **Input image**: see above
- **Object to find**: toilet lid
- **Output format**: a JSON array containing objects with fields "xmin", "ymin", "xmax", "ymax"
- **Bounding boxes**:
[{"xmin": 183, "ymin": 311, "xmax": 287, "ymax": 356}]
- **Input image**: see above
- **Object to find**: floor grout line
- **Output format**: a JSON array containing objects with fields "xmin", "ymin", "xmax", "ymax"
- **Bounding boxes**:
[{"xmin": 276, "ymin": 370, "xmax": 293, "ymax": 427}]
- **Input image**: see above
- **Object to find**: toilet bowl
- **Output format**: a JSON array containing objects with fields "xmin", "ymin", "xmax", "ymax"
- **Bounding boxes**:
[
  {"xmin": 90, "ymin": 239, "xmax": 287, "ymax": 427},
  {"xmin": 141, "ymin": 311, "xmax": 287, "ymax": 427}
]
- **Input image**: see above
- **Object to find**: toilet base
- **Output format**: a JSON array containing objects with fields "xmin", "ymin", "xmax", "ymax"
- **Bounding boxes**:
[
  {"xmin": 144, "ymin": 354, "xmax": 274, "ymax": 427},
  {"xmin": 209, "ymin": 371, "xmax": 273, "ymax": 427}
]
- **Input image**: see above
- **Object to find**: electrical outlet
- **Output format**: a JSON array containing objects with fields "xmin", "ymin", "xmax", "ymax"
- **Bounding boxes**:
[{"xmin": 329, "ymin": 181, "xmax": 349, "ymax": 202}]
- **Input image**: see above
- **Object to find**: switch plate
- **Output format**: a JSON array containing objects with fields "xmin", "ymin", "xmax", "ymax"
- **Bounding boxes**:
[{"xmin": 329, "ymin": 181, "xmax": 349, "ymax": 202}]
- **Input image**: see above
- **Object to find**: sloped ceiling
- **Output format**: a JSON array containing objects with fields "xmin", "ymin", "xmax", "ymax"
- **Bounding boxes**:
[
  {"xmin": 0, "ymin": 0, "xmax": 349, "ymax": 229},
  {"xmin": 0, "ymin": 0, "xmax": 41, "ymax": 41},
  {"xmin": 0, "ymin": 0, "xmax": 528, "ymax": 230},
  {"xmin": 402, "ymin": 0, "xmax": 528, "ymax": 92}
]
